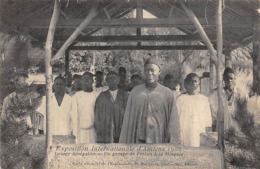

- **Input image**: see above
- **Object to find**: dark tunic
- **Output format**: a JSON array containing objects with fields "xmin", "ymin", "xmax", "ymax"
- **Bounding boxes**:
[
  {"xmin": 119, "ymin": 83, "xmax": 181, "ymax": 144},
  {"xmin": 94, "ymin": 89, "xmax": 128, "ymax": 143}
]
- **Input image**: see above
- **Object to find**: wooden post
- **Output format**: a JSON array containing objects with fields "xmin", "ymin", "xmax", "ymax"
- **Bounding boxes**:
[
  {"xmin": 180, "ymin": 1, "xmax": 217, "ymax": 65},
  {"xmin": 209, "ymin": 57, "xmax": 215, "ymax": 93},
  {"xmin": 45, "ymin": 0, "xmax": 60, "ymax": 167},
  {"xmin": 253, "ymin": 6, "xmax": 260, "ymax": 95},
  {"xmin": 65, "ymin": 49, "xmax": 70, "ymax": 73},
  {"xmin": 225, "ymin": 45, "xmax": 232, "ymax": 68},
  {"xmin": 136, "ymin": 0, "xmax": 143, "ymax": 47},
  {"xmin": 216, "ymin": 0, "xmax": 225, "ymax": 152},
  {"xmin": 50, "ymin": 1, "xmax": 99, "ymax": 65}
]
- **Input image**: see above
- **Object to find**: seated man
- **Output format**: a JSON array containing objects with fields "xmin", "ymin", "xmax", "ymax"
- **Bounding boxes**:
[{"xmin": 94, "ymin": 71, "xmax": 128, "ymax": 143}]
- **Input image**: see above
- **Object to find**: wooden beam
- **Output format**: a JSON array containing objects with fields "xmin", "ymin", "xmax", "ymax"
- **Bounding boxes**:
[
  {"xmin": 103, "ymin": 7, "xmax": 111, "ymax": 19},
  {"xmin": 29, "ymin": 17, "xmax": 252, "ymax": 29},
  {"xmin": 57, "ymin": 35, "xmax": 216, "ymax": 42},
  {"xmin": 168, "ymin": 6, "xmax": 174, "ymax": 18},
  {"xmin": 180, "ymin": 1, "xmax": 217, "ymax": 65},
  {"xmin": 54, "ymin": 3, "xmax": 136, "ymax": 41},
  {"xmin": 68, "ymin": 45, "xmax": 208, "ymax": 50},
  {"xmin": 50, "ymin": 2, "xmax": 99, "ymax": 65},
  {"xmin": 45, "ymin": 0, "xmax": 60, "ymax": 152}
]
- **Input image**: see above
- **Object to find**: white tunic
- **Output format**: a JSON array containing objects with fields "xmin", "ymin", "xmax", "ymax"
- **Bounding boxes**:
[
  {"xmin": 36, "ymin": 93, "xmax": 76, "ymax": 136},
  {"xmin": 177, "ymin": 94, "xmax": 212, "ymax": 147},
  {"xmin": 72, "ymin": 91, "xmax": 99, "ymax": 143}
]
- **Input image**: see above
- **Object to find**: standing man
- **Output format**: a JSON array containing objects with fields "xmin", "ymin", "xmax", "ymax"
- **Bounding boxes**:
[
  {"xmin": 73, "ymin": 72, "xmax": 98, "ymax": 143},
  {"xmin": 70, "ymin": 74, "xmax": 82, "ymax": 96},
  {"xmin": 128, "ymin": 74, "xmax": 143, "ymax": 91},
  {"xmin": 119, "ymin": 58, "xmax": 180, "ymax": 144},
  {"xmin": 163, "ymin": 74, "xmax": 175, "ymax": 91},
  {"xmin": 209, "ymin": 67, "xmax": 248, "ymax": 132},
  {"xmin": 94, "ymin": 71, "xmax": 108, "ymax": 94},
  {"xmin": 37, "ymin": 75, "xmax": 76, "ymax": 143},
  {"xmin": 94, "ymin": 71, "xmax": 128, "ymax": 143},
  {"xmin": 118, "ymin": 67, "xmax": 129, "ymax": 91},
  {"xmin": 174, "ymin": 73, "xmax": 212, "ymax": 147}
]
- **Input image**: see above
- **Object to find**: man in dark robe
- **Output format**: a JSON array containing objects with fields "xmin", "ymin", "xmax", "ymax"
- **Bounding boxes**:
[
  {"xmin": 94, "ymin": 71, "xmax": 128, "ymax": 143},
  {"xmin": 118, "ymin": 67, "xmax": 129, "ymax": 91},
  {"xmin": 119, "ymin": 58, "xmax": 181, "ymax": 144}
]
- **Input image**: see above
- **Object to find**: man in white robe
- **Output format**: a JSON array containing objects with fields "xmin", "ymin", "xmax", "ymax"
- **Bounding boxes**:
[
  {"xmin": 73, "ymin": 72, "xmax": 99, "ymax": 143},
  {"xmin": 175, "ymin": 73, "xmax": 212, "ymax": 147},
  {"xmin": 37, "ymin": 76, "xmax": 76, "ymax": 143}
]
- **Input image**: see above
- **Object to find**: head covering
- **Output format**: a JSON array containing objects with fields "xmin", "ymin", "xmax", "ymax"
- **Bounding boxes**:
[{"xmin": 144, "ymin": 58, "xmax": 160, "ymax": 69}]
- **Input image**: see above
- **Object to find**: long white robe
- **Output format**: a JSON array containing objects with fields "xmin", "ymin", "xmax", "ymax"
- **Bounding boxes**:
[
  {"xmin": 177, "ymin": 94, "xmax": 212, "ymax": 147},
  {"xmin": 72, "ymin": 91, "xmax": 99, "ymax": 143},
  {"xmin": 36, "ymin": 93, "xmax": 76, "ymax": 136}
]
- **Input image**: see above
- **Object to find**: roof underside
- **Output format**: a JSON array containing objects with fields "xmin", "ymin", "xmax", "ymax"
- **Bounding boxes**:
[{"xmin": 0, "ymin": 0, "xmax": 258, "ymax": 50}]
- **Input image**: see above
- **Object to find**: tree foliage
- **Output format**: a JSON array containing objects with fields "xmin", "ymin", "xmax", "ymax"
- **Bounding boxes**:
[{"xmin": 225, "ymin": 99, "xmax": 260, "ymax": 168}]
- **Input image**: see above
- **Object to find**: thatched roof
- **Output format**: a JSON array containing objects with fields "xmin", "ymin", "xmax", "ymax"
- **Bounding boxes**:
[{"xmin": 0, "ymin": 0, "xmax": 258, "ymax": 50}]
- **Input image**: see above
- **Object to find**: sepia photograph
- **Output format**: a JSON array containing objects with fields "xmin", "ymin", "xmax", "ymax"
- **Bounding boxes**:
[{"xmin": 0, "ymin": 0, "xmax": 259, "ymax": 168}]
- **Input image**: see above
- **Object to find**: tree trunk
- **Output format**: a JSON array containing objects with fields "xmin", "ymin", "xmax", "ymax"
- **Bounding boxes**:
[
  {"xmin": 253, "ymin": 5, "xmax": 260, "ymax": 95},
  {"xmin": 216, "ymin": 0, "xmax": 225, "ymax": 156},
  {"xmin": 45, "ymin": 0, "xmax": 60, "ymax": 153}
]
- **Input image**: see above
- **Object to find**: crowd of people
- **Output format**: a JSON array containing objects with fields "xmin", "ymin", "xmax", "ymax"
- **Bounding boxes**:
[{"xmin": 1, "ymin": 58, "xmax": 256, "ymax": 147}]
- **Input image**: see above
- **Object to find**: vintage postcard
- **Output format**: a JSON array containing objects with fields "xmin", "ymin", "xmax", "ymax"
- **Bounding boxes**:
[{"xmin": 0, "ymin": 0, "xmax": 259, "ymax": 169}]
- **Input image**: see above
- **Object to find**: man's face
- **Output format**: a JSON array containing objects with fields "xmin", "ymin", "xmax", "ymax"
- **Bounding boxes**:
[
  {"xmin": 53, "ymin": 79, "xmax": 65, "ymax": 94},
  {"xmin": 106, "ymin": 74, "xmax": 119, "ymax": 89},
  {"xmin": 81, "ymin": 74, "xmax": 94, "ymax": 90},
  {"xmin": 186, "ymin": 76, "xmax": 200, "ymax": 92},
  {"xmin": 165, "ymin": 78, "xmax": 175, "ymax": 90},
  {"xmin": 119, "ymin": 71, "xmax": 127, "ymax": 81},
  {"xmin": 144, "ymin": 64, "xmax": 160, "ymax": 84},
  {"xmin": 223, "ymin": 73, "xmax": 235, "ymax": 89},
  {"xmin": 74, "ymin": 79, "xmax": 82, "ymax": 90},
  {"xmin": 96, "ymin": 74, "xmax": 103, "ymax": 84},
  {"xmin": 132, "ymin": 78, "xmax": 142, "ymax": 87}
]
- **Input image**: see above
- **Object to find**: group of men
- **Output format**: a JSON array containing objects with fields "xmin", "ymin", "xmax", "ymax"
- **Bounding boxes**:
[{"xmin": 1, "ymin": 58, "xmax": 253, "ymax": 147}]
